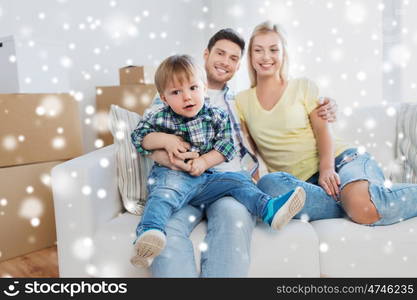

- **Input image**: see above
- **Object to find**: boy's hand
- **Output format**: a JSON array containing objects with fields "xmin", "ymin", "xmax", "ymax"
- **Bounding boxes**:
[
  {"xmin": 163, "ymin": 134, "xmax": 191, "ymax": 163},
  {"xmin": 318, "ymin": 168, "xmax": 340, "ymax": 200},
  {"xmin": 316, "ymin": 97, "xmax": 337, "ymax": 123},
  {"xmin": 189, "ymin": 157, "xmax": 208, "ymax": 177},
  {"xmin": 150, "ymin": 150, "xmax": 199, "ymax": 172}
]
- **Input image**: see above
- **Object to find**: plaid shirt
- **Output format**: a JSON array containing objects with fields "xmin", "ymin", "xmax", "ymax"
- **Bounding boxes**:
[{"xmin": 131, "ymin": 102, "xmax": 236, "ymax": 162}]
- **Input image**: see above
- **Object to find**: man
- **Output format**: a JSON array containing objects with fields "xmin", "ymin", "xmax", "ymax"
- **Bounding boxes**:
[{"xmin": 146, "ymin": 29, "xmax": 336, "ymax": 277}]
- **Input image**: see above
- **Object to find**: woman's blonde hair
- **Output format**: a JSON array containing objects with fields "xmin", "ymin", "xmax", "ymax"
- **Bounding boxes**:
[{"xmin": 247, "ymin": 21, "xmax": 289, "ymax": 88}]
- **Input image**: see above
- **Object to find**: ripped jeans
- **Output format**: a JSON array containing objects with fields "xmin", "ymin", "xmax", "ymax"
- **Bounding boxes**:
[{"xmin": 257, "ymin": 148, "xmax": 417, "ymax": 225}]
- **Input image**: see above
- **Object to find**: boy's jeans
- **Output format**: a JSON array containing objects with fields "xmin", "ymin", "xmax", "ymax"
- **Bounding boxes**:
[
  {"xmin": 136, "ymin": 165, "xmax": 268, "ymax": 238},
  {"xmin": 257, "ymin": 148, "xmax": 417, "ymax": 225}
]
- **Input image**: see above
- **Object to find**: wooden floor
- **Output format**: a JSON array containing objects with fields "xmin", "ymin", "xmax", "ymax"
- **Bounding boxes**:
[{"xmin": 0, "ymin": 246, "xmax": 59, "ymax": 278}]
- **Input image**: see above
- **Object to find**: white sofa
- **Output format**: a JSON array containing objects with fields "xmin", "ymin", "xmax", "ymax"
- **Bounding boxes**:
[{"xmin": 51, "ymin": 104, "xmax": 417, "ymax": 277}]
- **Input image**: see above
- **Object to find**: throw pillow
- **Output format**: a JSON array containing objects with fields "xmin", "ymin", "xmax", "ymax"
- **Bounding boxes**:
[
  {"xmin": 108, "ymin": 105, "xmax": 154, "ymax": 215},
  {"xmin": 396, "ymin": 102, "xmax": 417, "ymax": 183}
]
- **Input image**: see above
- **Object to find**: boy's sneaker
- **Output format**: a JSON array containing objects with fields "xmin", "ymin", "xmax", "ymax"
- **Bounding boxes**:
[
  {"xmin": 130, "ymin": 257, "xmax": 154, "ymax": 268},
  {"xmin": 262, "ymin": 186, "xmax": 306, "ymax": 230},
  {"xmin": 130, "ymin": 229, "xmax": 166, "ymax": 268}
]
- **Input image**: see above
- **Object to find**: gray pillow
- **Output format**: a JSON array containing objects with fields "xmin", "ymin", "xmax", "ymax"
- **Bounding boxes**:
[
  {"xmin": 396, "ymin": 102, "xmax": 417, "ymax": 183},
  {"xmin": 108, "ymin": 105, "xmax": 153, "ymax": 215}
]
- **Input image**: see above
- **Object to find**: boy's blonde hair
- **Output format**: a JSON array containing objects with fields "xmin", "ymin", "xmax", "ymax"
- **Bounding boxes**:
[
  {"xmin": 154, "ymin": 54, "xmax": 207, "ymax": 95},
  {"xmin": 248, "ymin": 21, "xmax": 289, "ymax": 88}
]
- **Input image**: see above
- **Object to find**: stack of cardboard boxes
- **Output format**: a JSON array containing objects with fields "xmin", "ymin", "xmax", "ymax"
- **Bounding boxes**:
[
  {"xmin": 0, "ymin": 94, "xmax": 83, "ymax": 263},
  {"xmin": 0, "ymin": 36, "xmax": 83, "ymax": 263},
  {"xmin": 95, "ymin": 66, "xmax": 157, "ymax": 145}
]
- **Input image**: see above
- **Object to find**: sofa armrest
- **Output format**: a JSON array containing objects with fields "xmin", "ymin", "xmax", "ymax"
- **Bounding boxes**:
[{"xmin": 51, "ymin": 144, "xmax": 123, "ymax": 277}]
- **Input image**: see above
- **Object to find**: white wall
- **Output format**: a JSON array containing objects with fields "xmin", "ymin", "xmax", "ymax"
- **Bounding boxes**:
[
  {"xmin": 208, "ymin": 0, "xmax": 385, "ymax": 111},
  {"xmin": 400, "ymin": 0, "xmax": 417, "ymax": 102}
]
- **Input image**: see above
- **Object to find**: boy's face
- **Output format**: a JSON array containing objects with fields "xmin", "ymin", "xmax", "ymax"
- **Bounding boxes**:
[
  {"xmin": 161, "ymin": 75, "xmax": 206, "ymax": 118},
  {"xmin": 203, "ymin": 39, "xmax": 242, "ymax": 88}
]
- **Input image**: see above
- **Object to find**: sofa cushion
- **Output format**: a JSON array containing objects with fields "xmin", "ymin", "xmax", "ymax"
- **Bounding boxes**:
[
  {"xmin": 108, "ymin": 105, "xmax": 153, "ymax": 215},
  {"xmin": 90, "ymin": 213, "xmax": 320, "ymax": 277},
  {"xmin": 311, "ymin": 218, "xmax": 417, "ymax": 277},
  {"xmin": 396, "ymin": 102, "xmax": 417, "ymax": 183},
  {"xmin": 248, "ymin": 221, "xmax": 320, "ymax": 277}
]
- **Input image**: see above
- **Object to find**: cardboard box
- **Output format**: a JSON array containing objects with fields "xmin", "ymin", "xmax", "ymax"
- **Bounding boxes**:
[
  {"xmin": 0, "ymin": 160, "xmax": 63, "ymax": 262},
  {"xmin": 95, "ymin": 84, "xmax": 156, "ymax": 145},
  {"xmin": 0, "ymin": 93, "xmax": 83, "ymax": 167},
  {"xmin": 119, "ymin": 66, "xmax": 156, "ymax": 85},
  {"xmin": 0, "ymin": 35, "xmax": 70, "ymax": 93}
]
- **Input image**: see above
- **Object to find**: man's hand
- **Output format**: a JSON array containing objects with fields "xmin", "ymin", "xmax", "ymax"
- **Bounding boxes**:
[
  {"xmin": 163, "ymin": 135, "xmax": 191, "ymax": 163},
  {"xmin": 150, "ymin": 150, "xmax": 199, "ymax": 172},
  {"xmin": 189, "ymin": 157, "xmax": 208, "ymax": 177},
  {"xmin": 316, "ymin": 97, "xmax": 337, "ymax": 123}
]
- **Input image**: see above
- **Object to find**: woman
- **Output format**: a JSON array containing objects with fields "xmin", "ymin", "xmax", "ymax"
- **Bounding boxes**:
[{"xmin": 236, "ymin": 21, "xmax": 417, "ymax": 225}]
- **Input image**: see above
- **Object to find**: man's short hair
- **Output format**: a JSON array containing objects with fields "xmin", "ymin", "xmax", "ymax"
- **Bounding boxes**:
[
  {"xmin": 207, "ymin": 28, "xmax": 245, "ymax": 54},
  {"xmin": 154, "ymin": 54, "xmax": 206, "ymax": 95}
]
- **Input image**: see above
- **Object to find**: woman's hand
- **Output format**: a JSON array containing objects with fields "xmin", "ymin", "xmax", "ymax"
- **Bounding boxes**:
[{"xmin": 318, "ymin": 168, "xmax": 340, "ymax": 200}]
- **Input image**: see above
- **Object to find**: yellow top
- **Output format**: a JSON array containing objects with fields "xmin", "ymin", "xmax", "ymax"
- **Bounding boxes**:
[{"xmin": 235, "ymin": 78, "xmax": 349, "ymax": 181}]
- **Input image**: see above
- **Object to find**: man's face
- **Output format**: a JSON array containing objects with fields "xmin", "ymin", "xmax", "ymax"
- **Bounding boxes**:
[{"xmin": 204, "ymin": 39, "xmax": 242, "ymax": 87}]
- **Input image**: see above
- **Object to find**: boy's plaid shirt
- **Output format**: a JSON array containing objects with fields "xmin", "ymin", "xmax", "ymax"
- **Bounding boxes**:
[{"xmin": 131, "ymin": 103, "xmax": 236, "ymax": 162}]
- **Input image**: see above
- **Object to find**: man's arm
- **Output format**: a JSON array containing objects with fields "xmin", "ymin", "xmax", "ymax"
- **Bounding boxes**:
[
  {"xmin": 142, "ymin": 132, "xmax": 192, "ymax": 163},
  {"xmin": 142, "ymin": 132, "xmax": 189, "ymax": 152},
  {"xmin": 142, "ymin": 132, "xmax": 171, "ymax": 150},
  {"xmin": 149, "ymin": 149, "xmax": 199, "ymax": 172}
]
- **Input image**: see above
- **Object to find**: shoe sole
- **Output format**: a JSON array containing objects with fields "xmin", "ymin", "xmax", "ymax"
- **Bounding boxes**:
[
  {"xmin": 271, "ymin": 186, "xmax": 306, "ymax": 230},
  {"xmin": 130, "ymin": 233, "xmax": 166, "ymax": 268},
  {"xmin": 130, "ymin": 256, "xmax": 152, "ymax": 268}
]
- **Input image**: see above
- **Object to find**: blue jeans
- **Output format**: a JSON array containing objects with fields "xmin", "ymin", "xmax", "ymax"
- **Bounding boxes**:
[
  {"xmin": 150, "ymin": 198, "xmax": 256, "ymax": 277},
  {"xmin": 137, "ymin": 165, "xmax": 268, "ymax": 237},
  {"xmin": 257, "ymin": 148, "xmax": 417, "ymax": 225}
]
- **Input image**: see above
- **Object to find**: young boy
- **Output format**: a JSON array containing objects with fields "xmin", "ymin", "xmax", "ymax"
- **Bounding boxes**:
[{"xmin": 130, "ymin": 54, "xmax": 306, "ymax": 267}]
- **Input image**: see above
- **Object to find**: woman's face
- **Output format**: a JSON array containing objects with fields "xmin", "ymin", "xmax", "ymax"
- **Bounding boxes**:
[{"xmin": 251, "ymin": 31, "xmax": 284, "ymax": 79}]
